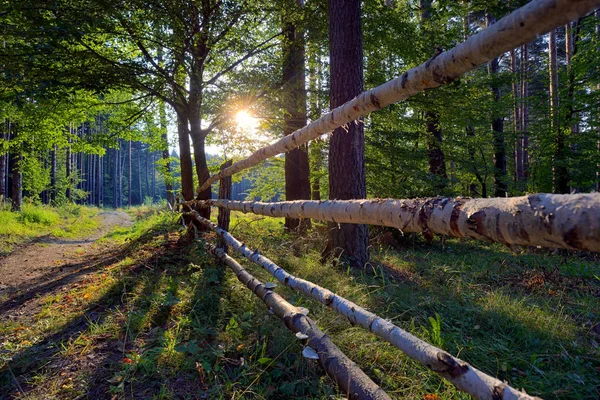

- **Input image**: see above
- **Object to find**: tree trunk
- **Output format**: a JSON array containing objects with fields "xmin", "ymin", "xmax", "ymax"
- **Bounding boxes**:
[
  {"xmin": 549, "ymin": 28, "xmax": 569, "ymax": 193},
  {"xmin": 151, "ymin": 151, "xmax": 156, "ymax": 202},
  {"xmin": 188, "ymin": 111, "xmax": 211, "ymax": 220},
  {"xmin": 521, "ymin": 43, "xmax": 530, "ymax": 181},
  {"xmin": 511, "ymin": 48, "xmax": 523, "ymax": 183},
  {"xmin": 137, "ymin": 142, "xmax": 142, "ymax": 204},
  {"xmin": 565, "ymin": 19, "xmax": 581, "ymax": 191},
  {"xmin": 113, "ymin": 148, "xmax": 118, "ymax": 208},
  {"xmin": 0, "ymin": 119, "xmax": 8, "ymax": 202},
  {"xmin": 144, "ymin": 143, "xmax": 150, "ymax": 201},
  {"xmin": 160, "ymin": 103, "xmax": 174, "ymax": 206},
  {"xmin": 10, "ymin": 127, "xmax": 22, "ymax": 212},
  {"xmin": 128, "ymin": 140, "xmax": 132, "ymax": 206},
  {"xmin": 597, "ymin": 10, "xmax": 600, "ymax": 193},
  {"xmin": 282, "ymin": 0, "xmax": 311, "ymax": 231},
  {"xmin": 66, "ymin": 124, "xmax": 72, "ymax": 201},
  {"xmin": 177, "ymin": 112, "xmax": 195, "ymax": 202},
  {"xmin": 50, "ymin": 144, "xmax": 57, "ymax": 202},
  {"xmin": 326, "ymin": 0, "xmax": 369, "ymax": 268},
  {"xmin": 421, "ymin": 0, "xmax": 447, "ymax": 189},
  {"xmin": 487, "ymin": 13, "xmax": 507, "ymax": 198},
  {"xmin": 99, "ymin": 154, "xmax": 104, "ymax": 207}
]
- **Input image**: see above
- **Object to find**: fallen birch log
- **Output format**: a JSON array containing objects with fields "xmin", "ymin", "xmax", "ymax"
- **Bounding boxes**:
[
  {"xmin": 197, "ymin": 0, "xmax": 600, "ymax": 193},
  {"xmin": 211, "ymin": 246, "xmax": 391, "ymax": 400},
  {"xmin": 188, "ymin": 211, "xmax": 540, "ymax": 400},
  {"xmin": 193, "ymin": 193, "xmax": 600, "ymax": 252}
]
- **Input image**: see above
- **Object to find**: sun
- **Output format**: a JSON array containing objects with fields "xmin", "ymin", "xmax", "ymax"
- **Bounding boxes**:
[{"xmin": 235, "ymin": 110, "xmax": 257, "ymax": 130}]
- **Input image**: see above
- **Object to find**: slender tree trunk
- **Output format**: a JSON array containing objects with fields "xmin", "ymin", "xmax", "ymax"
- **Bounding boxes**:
[
  {"xmin": 160, "ymin": 103, "xmax": 174, "ymax": 206},
  {"xmin": 99, "ymin": 154, "xmax": 103, "ymax": 207},
  {"xmin": 0, "ymin": 119, "xmax": 7, "ymax": 202},
  {"xmin": 421, "ymin": 0, "xmax": 447, "ymax": 190},
  {"xmin": 151, "ymin": 151, "xmax": 156, "ymax": 202},
  {"xmin": 487, "ymin": 13, "xmax": 507, "ymax": 197},
  {"xmin": 113, "ymin": 148, "xmax": 118, "ymax": 208},
  {"xmin": 66, "ymin": 124, "xmax": 72, "ymax": 201},
  {"xmin": 10, "ymin": 125, "xmax": 22, "ymax": 211},
  {"xmin": 177, "ymin": 112, "xmax": 195, "ymax": 202},
  {"xmin": 565, "ymin": 19, "xmax": 581, "ymax": 191},
  {"xmin": 282, "ymin": 0, "xmax": 311, "ymax": 231},
  {"xmin": 521, "ymin": 43, "xmax": 530, "ymax": 181},
  {"xmin": 128, "ymin": 140, "xmax": 132, "ymax": 206},
  {"xmin": 144, "ymin": 143, "xmax": 150, "ymax": 201},
  {"xmin": 597, "ymin": 10, "xmax": 600, "ymax": 192},
  {"xmin": 50, "ymin": 144, "xmax": 57, "ymax": 202},
  {"xmin": 137, "ymin": 142, "xmax": 142, "ymax": 204},
  {"xmin": 326, "ymin": 0, "xmax": 369, "ymax": 268},
  {"xmin": 549, "ymin": 28, "xmax": 569, "ymax": 193},
  {"xmin": 511, "ymin": 49, "xmax": 523, "ymax": 183}
]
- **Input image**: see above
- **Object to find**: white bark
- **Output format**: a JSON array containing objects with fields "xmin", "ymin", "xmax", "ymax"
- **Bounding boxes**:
[
  {"xmin": 188, "ymin": 211, "xmax": 541, "ymax": 400},
  {"xmin": 194, "ymin": 193, "xmax": 600, "ymax": 252},
  {"xmin": 211, "ymin": 246, "xmax": 391, "ymax": 400},
  {"xmin": 197, "ymin": 0, "xmax": 600, "ymax": 193}
]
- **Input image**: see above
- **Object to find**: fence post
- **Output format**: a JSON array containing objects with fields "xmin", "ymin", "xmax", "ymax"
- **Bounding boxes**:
[{"xmin": 217, "ymin": 160, "xmax": 233, "ymax": 251}]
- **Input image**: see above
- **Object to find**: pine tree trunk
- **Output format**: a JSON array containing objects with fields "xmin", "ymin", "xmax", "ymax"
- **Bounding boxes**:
[
  {"xmin": 282, "ymin": 0, "xmax": 311, "ymax": 231},
  {"xmin": 128, "ymin": 140, "xmax": 132, "ymax": 207},
  {"xmin": 144, "ymin": 144, "xmax": 150, "ymax": 201},
  {"xmin": 565, "ymin": 20, "xmax": 581, "ymax": 191},
  {"xmin": 549, "ymin": 28, "xmax": 569, "ymax": 193},
  {"xmin": 151, "ymin": 151, "xmax": 156, "ymax": 202},
  {"xmin": 113, "ymin": 148, "xmax": 118, "ymax": 208},
  {"xmin": 511, "ymin": 48, "xmax": 523, "ymax": 183},
  {"xmin": 99, "ymin": 154, "xmax": 103, "ymax": 207},
  {"xmin": 0, "ymin": 119, "xmax": 7, "ymax": 202},
  {"xmin": 66, "ymin": 124, "xmax": 72, "ymax": 201},
  {"xmin": 521, "ymin": 43, "xmax": 530, "ymax": 181},
  {"xmin": 487, "ymin": 13, "xmax": 507, "ymax": 197},
  {"xmin": 597, "ymin": 10, "xmax": 600, "ymax": 192},
  {"xmin": 10, "ymin": 126, "xmax": 22, "ymax": 212},
  {"xmin": 326, "ymin": 0, "xmax": 369, "ymax": 268},
  {"xmin": 137, "ymin": 142, "xmax": 142, "ymax": 204},
  {"xmin": 50, "ymin": 144, "xmax": 57, "ymax": 202}
]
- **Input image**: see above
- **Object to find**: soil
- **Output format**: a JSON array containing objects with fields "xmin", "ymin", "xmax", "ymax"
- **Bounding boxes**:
[{"xmin": 0, "ymin": 211, "xmax": 132, "ymax": 318}]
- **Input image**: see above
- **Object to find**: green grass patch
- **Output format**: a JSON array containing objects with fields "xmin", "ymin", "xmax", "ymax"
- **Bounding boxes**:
[{"xmin": 0, "ymin": 203, "xmax": 101, "ymax": 254}]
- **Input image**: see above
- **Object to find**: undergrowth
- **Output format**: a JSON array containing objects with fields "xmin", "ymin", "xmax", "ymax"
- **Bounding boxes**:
[
  {"xmin": 0, "ymin": 202, "xmax": 101, "ymax": 254},
  {"xmin": 1, "ymin": 208, "xmax": 598, "ymax": 399}
]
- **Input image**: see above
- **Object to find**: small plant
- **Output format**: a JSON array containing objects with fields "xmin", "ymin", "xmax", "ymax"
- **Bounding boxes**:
[{"xmin": 426, "ymin": 313, "xmax": 444, "ymax": 348}]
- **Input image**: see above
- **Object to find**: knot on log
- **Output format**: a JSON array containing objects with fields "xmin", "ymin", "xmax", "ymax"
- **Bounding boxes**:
[{"xmin": 435, "ymin": 351, "xmax": 469, "ymax": 379}]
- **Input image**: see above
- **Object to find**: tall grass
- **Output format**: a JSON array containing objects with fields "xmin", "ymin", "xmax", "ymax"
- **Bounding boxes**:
[{"xmin": 0, "ymin": 202, "xmax": 100, "ymax": 254}]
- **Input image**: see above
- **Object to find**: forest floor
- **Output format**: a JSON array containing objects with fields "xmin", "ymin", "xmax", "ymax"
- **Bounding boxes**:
[{"xmin": 0, "ymin": 208, "xmax": 599, "ymax": 400}]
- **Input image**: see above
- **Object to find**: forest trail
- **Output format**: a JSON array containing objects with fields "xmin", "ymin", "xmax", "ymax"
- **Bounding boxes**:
[{"xmin": 0, "ymin": 211, "xmax": 132, "ymax": 318}]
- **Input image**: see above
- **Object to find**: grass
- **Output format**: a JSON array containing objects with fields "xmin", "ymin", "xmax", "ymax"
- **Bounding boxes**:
[
  {"xmin": 0, "ymin": 202, "xmax": 101, "ymax": 254},
  {"xmin": 0, "ymin": 208, "xmax": 598, "ymax": 399}
]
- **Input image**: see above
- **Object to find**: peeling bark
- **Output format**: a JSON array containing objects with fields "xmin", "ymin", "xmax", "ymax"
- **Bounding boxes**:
[
  {"xmin": 195, "ymin": 193, "xmax": 600, "ymax": 252},
  {"xmin": 190, "ymin": 212, "xmax": 540, "ymax": 400},
  {"xmin": 197, "ymin": 0, "xmax": 600, "ymax": 192},
  {"xmin": 211, "ymin": 247, "xmax": 390, "ymax": 400}
]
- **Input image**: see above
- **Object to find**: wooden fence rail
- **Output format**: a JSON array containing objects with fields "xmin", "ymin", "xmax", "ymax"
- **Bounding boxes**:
[
  {"xmin": 197, "ymin": 0, "xmax": 600, "ymax": 193},
  {"xmin": 191, "ymin": 193, "xmax": 600, "ymax": 252},
  {"xmin": 211, "ymin": 246, "xmax": 390, "ymax": 400},
  {"xmin": 186, "ymin": 211, "xmax": 540, "ymax": 400}
]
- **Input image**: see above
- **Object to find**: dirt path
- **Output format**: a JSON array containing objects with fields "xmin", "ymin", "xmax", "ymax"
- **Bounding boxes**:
[{"xmin": 0, "ymin": 211, "xmax": 132, "ymax": 317}]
